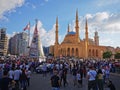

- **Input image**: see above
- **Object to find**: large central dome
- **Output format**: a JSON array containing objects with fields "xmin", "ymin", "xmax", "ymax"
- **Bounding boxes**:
[
  {"xmin": 61, "ymin": 31, "xmax": 80, "ymax": 44},
  {"xmin": 67, "ymin": 31, "xmax": 76, "ymax": 35}
]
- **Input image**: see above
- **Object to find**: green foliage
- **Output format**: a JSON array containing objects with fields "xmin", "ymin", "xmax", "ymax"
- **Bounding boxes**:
[
  {"xmin": 103, "ymin": 51, "xmax": 112, "ymax": 59},
  {"xmin": 115, "ymin": 52, "xmax": 120, "ymax": 59}
]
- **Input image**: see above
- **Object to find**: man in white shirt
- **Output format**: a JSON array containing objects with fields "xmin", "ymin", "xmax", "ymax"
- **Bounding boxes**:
[
  {"xmin": 14, "ymin": 67, "xmax": 22, "ymax": 88},
  {"xmin": 8, "ymin": 67, "xmax": 14, "ymax": 80},
  {"xmin": 87, "ymin": 66, "xmax": 97, "ymax": 90}
]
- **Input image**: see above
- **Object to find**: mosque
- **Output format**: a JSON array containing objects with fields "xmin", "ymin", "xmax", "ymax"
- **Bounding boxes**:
[{"xmin": 49, "ymin": 10, "xmax": 107, "ymax": 59}]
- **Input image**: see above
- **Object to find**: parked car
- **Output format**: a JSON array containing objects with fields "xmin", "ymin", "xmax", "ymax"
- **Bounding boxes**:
[
  {"xmin": 35, "ymin": 65, "xmax": 43, "ymax": 74},
  {"xmin": 35, "ymin": 63, "xmax": 51, "ymax": 74}
]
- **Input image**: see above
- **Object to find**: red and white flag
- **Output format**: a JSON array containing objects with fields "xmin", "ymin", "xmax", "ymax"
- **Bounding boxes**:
[{"xmin": 23, "ymin": 22, "xmax": 30, "ymax": 31}]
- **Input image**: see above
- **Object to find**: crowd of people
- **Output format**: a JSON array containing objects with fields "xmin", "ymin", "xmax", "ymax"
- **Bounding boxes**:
[
  {"xmin": 0, "ymin": 56, "xmax": 118, "ymax": 90},
  {"xmin": 49, "ymin": 57, "xmax": 117, "ymax": 90},
  {"xmin": 0, "ymin": 57, "xmax": 34, "ymax": 90}
]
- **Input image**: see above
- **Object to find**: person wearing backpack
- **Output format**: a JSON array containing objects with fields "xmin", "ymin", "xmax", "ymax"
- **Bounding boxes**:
[
  {"xmin": 97, "ymin": 69, "xmax": 104, "ymax": 90},
  {"xmin": 87, "ymin": 66, "xmax": 97, "ymax": 90}
]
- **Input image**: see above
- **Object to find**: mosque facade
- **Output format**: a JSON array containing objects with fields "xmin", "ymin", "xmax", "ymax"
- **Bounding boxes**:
[{"xmin": 50, "ymin": 10, "xmax": 107, "ymax": 59}]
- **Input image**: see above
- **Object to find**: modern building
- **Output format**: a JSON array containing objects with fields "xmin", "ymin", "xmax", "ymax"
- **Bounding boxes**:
[
  {"xmin": 0, "ymin": 28, "xmax": 8, "ymax": 56},
  {"xmin": 9, "ymin": 32, "xmax": 28, "ymax": 56},
  {"xmin": 50, "ymin": 10, "xmax": 108, "ymax": 59}
]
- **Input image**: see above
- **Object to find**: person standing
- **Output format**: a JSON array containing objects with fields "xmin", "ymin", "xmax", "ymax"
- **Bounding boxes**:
[
  {"xmin": 87, "ymin": 66, "xmax": 97, "ymax": 90},
  {"xmin": 42, "ymin": 63, "xmax": 47, "ymax": 77},
  {"xmin": 8, "ymin": 67, "xmax": 14, "ymax": 80},
  {"xmin": 61, "ymin": 67, "xmax": 68, "ymax": 87},
  {"xmin": 0, "ymin": 70, "xmax": 12, "ymax": 90},
  {"xmin": 97, "ymin": 69, "xmax": 104, "ymax": 90},
  {"xmin": 51, "ymin": 70, "xmax": 60, "ymax": 90},
  {"xmin": 20, "ymin": 69, "xmax": 27, "ymax": 90},
  {"xmin": 14, "ymin": 67, "xmax": 21, "ymax": 89},
  {"xmin": 76, "ymin": 71, "xmax": 82, "ymax": 88},
  {"xmin": 72, "ymin": 65, "xmax": 77, "ymax": 86},
  {"xmin": 25, "ymin": 68, "xmax": 31, "ymax": 86},
  {"xmin": 0, "ymin": 66, "xmax": 3, "ymax": 79},
  {"xmin": 0, "ymin": 66, "xmax": 3, "ymax": 89}
]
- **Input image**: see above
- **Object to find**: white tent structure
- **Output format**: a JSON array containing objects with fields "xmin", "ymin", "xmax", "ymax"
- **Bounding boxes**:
[{"xmin": 29, "ymin": 20, "xmax": 45, "ymax": 62}]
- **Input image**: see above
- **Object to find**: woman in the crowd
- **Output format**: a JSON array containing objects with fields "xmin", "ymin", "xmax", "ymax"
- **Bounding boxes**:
[
  {"xmin": 20, "ymin": 69, "xmax": 27, "ymax": 90},
  {"xmin": 97, "ymin": 69, "xmax": 104, "ymax": 90}
]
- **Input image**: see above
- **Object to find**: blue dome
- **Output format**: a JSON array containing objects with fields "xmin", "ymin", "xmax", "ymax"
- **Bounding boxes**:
[{"xmin": 67, "ymin": 31, "xmax": 76, "ymax": 35}]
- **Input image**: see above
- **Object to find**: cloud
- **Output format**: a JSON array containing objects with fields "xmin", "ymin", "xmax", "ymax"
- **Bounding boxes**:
[
  {"xmin": 25, "ymin": 2, "xmax": 36, "ymax": 9},
  {"xmin": 41, "ymin": 25, "xmax": 55, "ymax": 47},
  {"xmin": 96, "ymin": 0, "xmax": 120, "ymax": 7},
  {"xmin": 9, "ymin": 20, "xmax": 55, "ymax": 47},
  {"xmin": 83, "ymin": 12, "xmax": 120, "ymax": 33},
  {"xmin": 0, "ymin": 0, "xmax": 25, "ymax": 20},
  {"xmin": 0, "ymin": 16, "xmax": 9, "ymax": 21},
  {"xmin": 44, "ymin": 0, "xmax": 49, "ymax": 2},
  {"xmin": 77, "ymin": 12, "xmax": 120, "ymax": 47},
  {"xmin": 30, "ymin": 20, "xmax": 56, "ymax": 47},
  {"xmin": 100, "ymin": 38, "xmax": 114, "ymax": 46}
]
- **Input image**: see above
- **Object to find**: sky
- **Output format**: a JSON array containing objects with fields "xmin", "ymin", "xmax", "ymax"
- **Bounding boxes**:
[{"xmin": 0, "ymin": 0, "xmax": 120, "ymax": 47}]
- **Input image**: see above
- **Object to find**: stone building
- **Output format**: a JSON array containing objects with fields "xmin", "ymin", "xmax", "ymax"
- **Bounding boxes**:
[{"xmin": 50, "ymin": 10, "xmax": 108, "ymax": 59}]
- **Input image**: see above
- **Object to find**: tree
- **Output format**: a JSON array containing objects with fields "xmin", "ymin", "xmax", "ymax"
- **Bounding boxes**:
[
  {"xmin": 115, "ymin": 52, "xmax": 120, "ymax": 59},
  {"xmin": 103, "ymin": 51, "xmax": 112, "ymax": 59}
]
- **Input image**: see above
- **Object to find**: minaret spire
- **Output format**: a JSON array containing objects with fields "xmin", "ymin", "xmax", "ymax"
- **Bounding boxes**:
[
  {"xmin": 55, "ymin": 16, "xmax": 59, "ymax": 44},
  {"xmin": 56, "ymin": 16, "xmax": 58, "ymax": 26},
  {"xmin": 67, "ymin": 24, "xmax": 70, "ymax": 33},
  {"xmin": 76, "ymin": 9, "xmax": 78, "ymax": 21},
  {"xmin": 85, "ymin": 18, "xmax": 89, "ymax": 58},
  {"xmin": 85, "ymin": 18, "xmax": 88, "ymax": 41},
  {"xmin": 75, "ymin": 9, "xmax": 80, "ymax": 43},
  {"xmin": 54, "ymin": 17, "xmax": 59, "ymax": 58}
]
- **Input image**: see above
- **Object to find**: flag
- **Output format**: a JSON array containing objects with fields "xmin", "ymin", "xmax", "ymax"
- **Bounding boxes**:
[{"xmin": 23, "ymin": 22, "xmax": 30, "ymax": 31}]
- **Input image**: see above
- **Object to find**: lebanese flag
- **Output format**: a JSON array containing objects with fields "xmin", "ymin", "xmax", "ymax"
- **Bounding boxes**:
[{"xmin": 23, "ymin": 23, "xmax": 30, "ymax": 31}]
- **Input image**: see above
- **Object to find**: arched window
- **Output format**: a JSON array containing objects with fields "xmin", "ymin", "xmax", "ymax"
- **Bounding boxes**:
[
  {"xmin": 89, "ymin": 49, "xmax": 91, "ymax": 57},
  {"xmin": 61, "ymin": 49, "xmax": 62, "ymax": 55},
  {"xmin": 76, "ymin": 48, "xmax": 78, "ymax": 57},
  {"xmin": 92, "ymin": 49, "xmax": 94, "ymax": 57},
  {"xmin": 58, "ymin": 49, "xmax": 60, "ymax": 55},
  {"xmin": 72, "ymin": 48, "xmax": 74, "ymax": 56},
  {"xmin": 96, "ymin": 50, "xmax": 98, "ymax": 57},
  {"xmin": 67, "ymin": 48, "xmax": 70, "ymax": 56}
]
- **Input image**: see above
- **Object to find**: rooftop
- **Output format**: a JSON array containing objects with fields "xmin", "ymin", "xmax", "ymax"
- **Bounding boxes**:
[{"xmin": 67, "ymin": 31, "xmax": 76, "ymax": 35}]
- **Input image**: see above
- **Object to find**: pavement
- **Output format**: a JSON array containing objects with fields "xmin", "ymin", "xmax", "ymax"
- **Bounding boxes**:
[
  {"xmin": 110, "ymin": 72, "xmax": 120, "ymax": 76},
  {"xmin": 27, "ymin": 72, "xmax": 111, "ymax": 90}
]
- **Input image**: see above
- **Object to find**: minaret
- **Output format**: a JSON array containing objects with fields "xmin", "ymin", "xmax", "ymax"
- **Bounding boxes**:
[
  {"xmin": 85, "ymin": 18, "xmax": 88, "ymax": 42},
  {"xmin": 94, "ymin": 31, "xmax": 99, "ymax": 46},
  {"xmin": 85, "ymin": 18, "xmax": 89, "ymax": 58},
  {"xmin": 55, "ymin": 17, "xmax": 59, "ymax": 44},
  {"xmin": 54, "ymin": 17, "xmax": 59, "ymax": 58},
  {"xmin": 75, "ymin": 9, "xmax": 80, "ymax": 43},
  {"xmin": 67, "ymin": 24, "xmax": 70, "ymax": 33}
]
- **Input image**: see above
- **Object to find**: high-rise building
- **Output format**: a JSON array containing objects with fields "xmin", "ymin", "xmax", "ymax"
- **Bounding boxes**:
[
  {"xmin": 9, "ymin": 32, "xmax": 28, "ymax": 56},
  {"xmin": 0, "ymin": 28, "xmax": 8, "ymax": 56}
]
